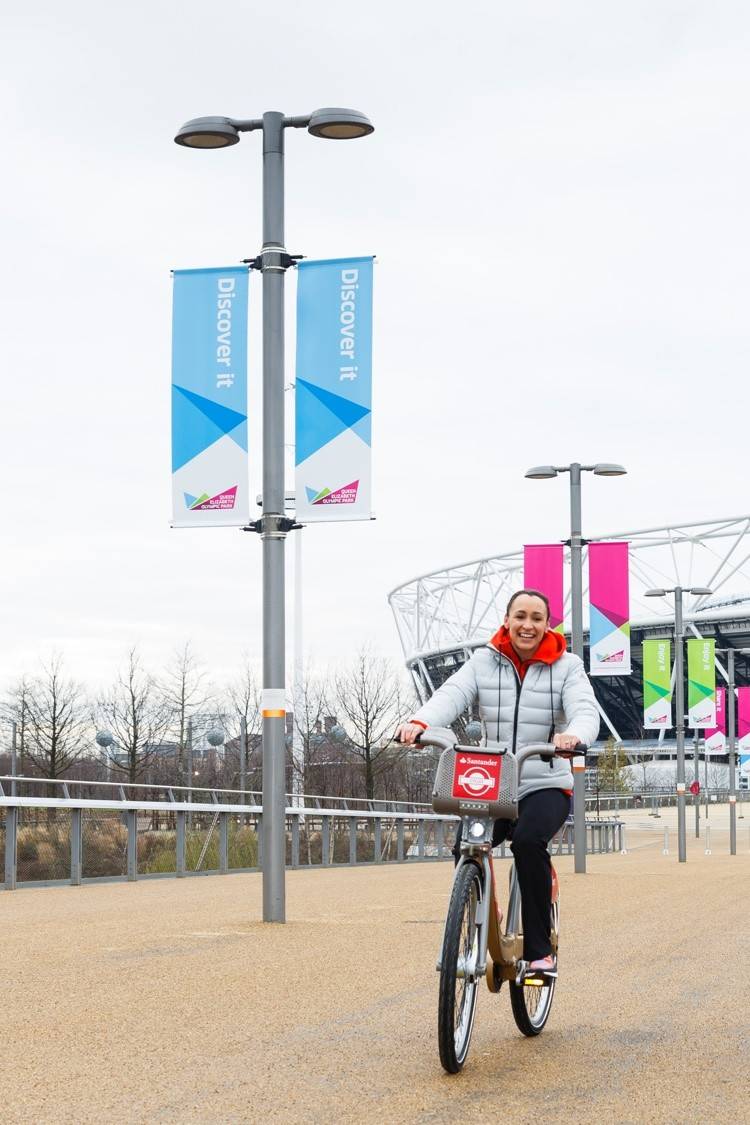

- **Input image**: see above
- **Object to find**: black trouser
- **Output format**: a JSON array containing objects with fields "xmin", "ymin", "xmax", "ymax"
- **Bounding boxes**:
[{"xmin": 452, "ymin": 788, "xmax": 571, "ymax": 962}]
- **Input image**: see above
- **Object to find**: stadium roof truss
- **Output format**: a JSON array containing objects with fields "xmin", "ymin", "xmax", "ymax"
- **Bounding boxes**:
[{"xmin": 389, "ymin": 516, "xmax": 750, "ymax": 747}]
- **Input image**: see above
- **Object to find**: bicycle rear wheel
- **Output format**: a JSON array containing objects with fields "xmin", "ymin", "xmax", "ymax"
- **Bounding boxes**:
[
  {"xmin": 437, "ymin": 861, "xmax": 483, "ymax": 1073},
  {"xmin": 509, "ymin": 896, "xmax": 559, "ymax": 1036}
]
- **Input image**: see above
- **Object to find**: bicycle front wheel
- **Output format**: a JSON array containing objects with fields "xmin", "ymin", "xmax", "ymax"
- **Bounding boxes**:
[
  {"xmin": 437, "ymin": 861, "xmax": 483, "ymax": 1073},
  {"xmin": 509, "ymin": 896, "xmax": 559, "ymax": 1036}
]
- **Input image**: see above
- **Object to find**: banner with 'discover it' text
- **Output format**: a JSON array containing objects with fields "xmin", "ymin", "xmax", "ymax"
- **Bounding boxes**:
[
  {"xmin": 643, "ymin": 639, "xmax": 672, "ymax": 729},
  {"xmin": 171, "ymin": 266, "xmax": 249, "ymax": 527},
  {"xmin": 295, "ymin": 257, "xmax": 373, "ymax": 522},
  {"xmin": 588, "ymin": 542, "xmax": 631, "ymax": 676},
  {"xmin": 704, "ymin": 686, "xmax": 726, "ymax": 754},
  {"xmin": 687, "ymin": 637, "xmax": 716, "ymax": 729}
]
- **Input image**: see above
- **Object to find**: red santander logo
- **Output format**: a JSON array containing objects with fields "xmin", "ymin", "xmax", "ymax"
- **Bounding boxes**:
[{"xmin": 452, "ymin": 754, "xmax": 501, "ymax": 800}]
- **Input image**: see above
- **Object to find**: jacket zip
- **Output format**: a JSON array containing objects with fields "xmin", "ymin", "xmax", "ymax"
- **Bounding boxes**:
[{"xmin": 497, "ymin": 653, "xmax": 524, "ymax": 753}]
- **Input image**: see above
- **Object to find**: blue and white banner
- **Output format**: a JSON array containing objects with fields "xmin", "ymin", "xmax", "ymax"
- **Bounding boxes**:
[
  {"xmin": 295, "ymin": 257, "xmax": 373, "ymax": 522},
  {"xmin": 171, "ymin": 266, "xmax": 249, "ymax": 527}
]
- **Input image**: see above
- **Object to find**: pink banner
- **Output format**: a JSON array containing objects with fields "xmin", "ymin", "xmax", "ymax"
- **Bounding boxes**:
[
  {"xmin": 704, "ymin": 686, "xmax": 726, "ymax": 754},
  {"xmin": 523, "ymin": 544, "xmax": 564, "ymax": 631},
  {"xmin": 588, "ymin": 542, "xmax": 631, "ymax": 675},
  {"xmin": 738, "ymin": 687, "xmax": 750, "ymax": 751}
]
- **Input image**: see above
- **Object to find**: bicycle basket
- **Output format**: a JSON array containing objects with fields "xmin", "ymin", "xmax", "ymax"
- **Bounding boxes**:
[{"xmin": 431, "ymin": 746, "xmax": 518, "ymax": 820}]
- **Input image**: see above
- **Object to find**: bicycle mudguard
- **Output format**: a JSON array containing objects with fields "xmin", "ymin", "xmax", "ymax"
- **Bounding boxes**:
[{"xmin": 431, "ymin": 745, "xmax": 518, "ymax": 820}]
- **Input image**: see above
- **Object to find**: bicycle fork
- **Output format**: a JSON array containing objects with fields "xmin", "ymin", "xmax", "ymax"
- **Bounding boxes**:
[{"xmin": 437, "ymin": 854, "xmax": 501, "ymax": 980}]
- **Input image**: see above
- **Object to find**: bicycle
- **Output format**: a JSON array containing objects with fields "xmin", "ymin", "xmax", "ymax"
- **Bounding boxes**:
[{"xmin": 420, "ymin": 730, "xmax": 585, "ymax": 1073}]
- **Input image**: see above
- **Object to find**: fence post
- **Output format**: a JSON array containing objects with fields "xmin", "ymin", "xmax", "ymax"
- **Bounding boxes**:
[
  {"xmin": 4, "ymin": 806, "xmax": 18, "ymax": 890},
  {"xmin": 704, "ymin": 825, "xmax": 712, "ymax": 856},
  {"xmin": 349, "ymin": 817, "xmax": 357, "ymax": 865},
  {"xmin": 70, "ymin": 808, "xmax": 82, "ymax": 885},
  {"xmin": 436, "ymin": 819, "xmax": 444, "ymax": 859},
  {"xmin": 417, "ymin": 820, "xmax": 425, "ymax": 859},
  {"xmin": 127, "ymin": 810, "xmax": 137, "ymax": 881},
  {"xmin": 256, "ymin": 814, "xmax": 262, "ymax": 869},
  {"xmin": 662, "ymin": 828, "xmax": 669, "ymax": 855},
  {"xmin": 219, "ymin": 813, "xmax": 228, "ymax": 874},
  {"xmin": 321, "ymin": 817, "xmax": 330, "ymax": 866},
  {"xmin": 397, "ymin": 819, "xmax": 404, "ymax": 862},
  {"xmin": 291, "ymin": 817, "xmax": 300, "ymax": 868},
  {"xmin": 620, "ymin": 825, "xmax": 628, "ymax": 855},
  {"xmin": 176, "ymin": 811, "xmax": 186, "ymax": 877},
  {"xmin": 374, "ymin": 817, "xmax": 382, "ymax": 863}
]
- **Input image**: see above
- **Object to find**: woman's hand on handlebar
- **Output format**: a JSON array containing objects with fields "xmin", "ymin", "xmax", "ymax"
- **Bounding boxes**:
[
  {"xmin": 552, "ymin": 732, "xmax": 582, "ymax": 756},
  {"xmin": 395, "ymin": 722, "xmax": 425, "ymax": 745}
]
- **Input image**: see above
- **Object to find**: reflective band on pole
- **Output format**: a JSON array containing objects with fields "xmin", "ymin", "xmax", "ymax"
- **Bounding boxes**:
[
  {"xmin": 572, "ymin": 760, "xmax": 586, "ymax": 772},
  {"xmin": 262, "ymin": 688, "xmax": 286, "ymax": 718},
  {"xmin": 676, "ymin": 783, "xmax": 686, "ymax": 794},
  {"xmin": 729, "ymin": 795, "xmax": 737, "ymax": 804}
]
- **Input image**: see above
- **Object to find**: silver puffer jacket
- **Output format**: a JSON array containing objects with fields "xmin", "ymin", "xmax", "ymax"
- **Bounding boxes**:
[{"xmin": 411, "ymin": 645, "xmax": 600, "ymax": 801}]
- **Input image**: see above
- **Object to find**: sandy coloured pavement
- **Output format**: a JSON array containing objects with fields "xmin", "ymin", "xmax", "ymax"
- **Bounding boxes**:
[{"xmin": 2, "ymin": 828, "xmax": 749, "ymax": 1124}]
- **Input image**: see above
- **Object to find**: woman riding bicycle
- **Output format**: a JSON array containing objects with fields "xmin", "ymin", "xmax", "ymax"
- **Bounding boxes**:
[{"xmin": 397, "ymin": 588, "xmax": 600, "ymax": 974}]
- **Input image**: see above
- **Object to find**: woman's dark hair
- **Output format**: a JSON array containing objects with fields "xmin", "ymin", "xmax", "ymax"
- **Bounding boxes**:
[{"xmin": 505, "ymin": 588, "xmax": 551, "ymax": 620}]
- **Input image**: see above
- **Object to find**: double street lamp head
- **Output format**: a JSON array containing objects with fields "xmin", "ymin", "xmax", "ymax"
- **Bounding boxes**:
[
  {"xmin": 524, "ymin": 462, "xmax": 627, "ymax": 480},
  {"xmin": 645, "ymin": 587, "xmax": 713, "ymax": 598},
  {"xmin": 174, "ymin": 108, "xmax": 373, "ymax": 148}
]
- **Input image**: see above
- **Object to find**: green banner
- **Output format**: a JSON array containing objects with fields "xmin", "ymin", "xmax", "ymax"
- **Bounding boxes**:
[
  {"xmin": 643, "ymin": 639, "xmax": 672, "ymax": 729},
  {"xmin": 687, "ymin": 637, "xmax": 716, "ymax": 728}
]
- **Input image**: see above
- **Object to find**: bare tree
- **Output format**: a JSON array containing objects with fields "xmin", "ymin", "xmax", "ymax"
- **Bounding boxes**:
[
  {"xmin": 94, "ymin": 647, "xmax": 172, "ymax": 783},
  {"xmin": 3, "ymin": 675, "xmax": 32, "ymax": 778},
  {"xmin": 160, "ymin": 643, "xmax": 211, "ymax": 785},
  {"xmin": 334, "ymin": 648, "xmax": 405, "ymax": 801},
  {"xmin": 221, "ymin": 659, "xmax": 262, "ymax": 790},
  {"xmin": 23, "ymin": 656, "xmax": 91, "ymax": 784},
  {"xmin": 290, "ymin": 671, "xmax": 331, "ymax": 797}
]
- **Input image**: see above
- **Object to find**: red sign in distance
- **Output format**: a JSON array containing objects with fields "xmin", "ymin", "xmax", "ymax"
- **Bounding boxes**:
[
  {"xmin": 689, "ymin": 780, "xmax": 700, "ymax": 796},
  {"xmin": 452, "ymin": 753, "xmax": 502, "ymax": 801}
]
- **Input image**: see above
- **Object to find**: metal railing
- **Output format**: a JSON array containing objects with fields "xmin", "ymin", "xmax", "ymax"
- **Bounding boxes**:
[{"xmin": 0, "ymin": 777, "xmax": 625, "ymax": 890}]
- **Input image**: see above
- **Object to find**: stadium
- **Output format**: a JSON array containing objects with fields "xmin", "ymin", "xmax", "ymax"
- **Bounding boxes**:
[{"xmin": 389, "ymin": 515, "xmax": 750, "ymax": 788}]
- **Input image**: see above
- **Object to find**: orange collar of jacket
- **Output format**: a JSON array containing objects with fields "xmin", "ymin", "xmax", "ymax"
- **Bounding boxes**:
[{"xmin": 489, "ymin": 625, "xmax": 566, "ymax": 680}]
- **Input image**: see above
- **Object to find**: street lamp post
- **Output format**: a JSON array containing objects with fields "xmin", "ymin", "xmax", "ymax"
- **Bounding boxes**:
[
  {"xmin": 175, "ymin": 108, "xmax": 373, "ymax": 922},
  {"xmin": 525, "ymin": 461, "xmax": 627, "ymax": 874},
  {"xmin": 645, "ymin": 586, "xmax": 712, "ymax": 862}
]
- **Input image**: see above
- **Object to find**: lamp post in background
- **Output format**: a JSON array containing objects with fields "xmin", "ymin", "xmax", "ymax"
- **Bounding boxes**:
[
  {"xmin": 175, "ymin": 108, "xmax": 373, "ymax": 922},
  {"xmin": 525, "ymin": 462, "xmax": 627, "ymax": 874},
  {"xmin": 645, "ymin": 586, "xmax": 712, "ymax": 862},
  {"xmin": 715, "ymin": 647, "xmax": 750, "ymax": 855}
]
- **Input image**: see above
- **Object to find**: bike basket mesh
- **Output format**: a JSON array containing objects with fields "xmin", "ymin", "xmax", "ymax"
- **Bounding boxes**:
[{"xmin": 431, "ymin": 747, "xmax": 518, "ymax": 819}]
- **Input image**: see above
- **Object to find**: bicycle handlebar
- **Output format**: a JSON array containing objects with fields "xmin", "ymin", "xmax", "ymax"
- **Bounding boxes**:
[{"xmin": 406, "ymin": 729, "xmax": 587, "ymax": 759}]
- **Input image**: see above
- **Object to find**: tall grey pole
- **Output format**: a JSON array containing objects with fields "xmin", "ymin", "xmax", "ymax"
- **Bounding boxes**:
[
  {"xmin": 261, "ymin": 111, "xmax": 288, "ymax": 923},
  {"xmin": 673, "ymin": 588, "xmax": 687, "ymax": 862},
  {"xmin": 728, "ymin": 649, "xmax": 737, "ymax": 854},
  {"xmin": 694, "ymin": 729, "xmax": 700, "ymax": 837},
  {"xmin": 569, "ymin": 463, "xmax": 586, "ymax": 874},
  {"xmin": 11, "ymin": 719, "xmax": 17, "ymax": 799}
]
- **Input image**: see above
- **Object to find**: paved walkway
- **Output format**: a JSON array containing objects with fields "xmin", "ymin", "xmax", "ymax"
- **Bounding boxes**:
[{"xmin": 3, "ymin": 839, "xmax": 749, "ymax": 1124}]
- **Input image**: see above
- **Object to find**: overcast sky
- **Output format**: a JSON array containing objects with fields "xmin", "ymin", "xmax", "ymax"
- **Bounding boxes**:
[{"xmin": 1, "ymin": 1, "xmax": 749, "ymax": 698}]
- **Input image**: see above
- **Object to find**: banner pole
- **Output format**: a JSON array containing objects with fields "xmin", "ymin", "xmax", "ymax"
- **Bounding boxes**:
[
  {"xmin": 261, "ymin": 110, "xmax": 288, "ymax": 923},
  {"xmin": 727, "ymin": 650, "xmax": 736, "ymax": 854},
  {"xmin": 569, "ymin": 463, "xmax": 586, "ymax": 875},
  {"xmin": 674, "ymin": 588, "xmax": 687, "ymax": 863}
]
